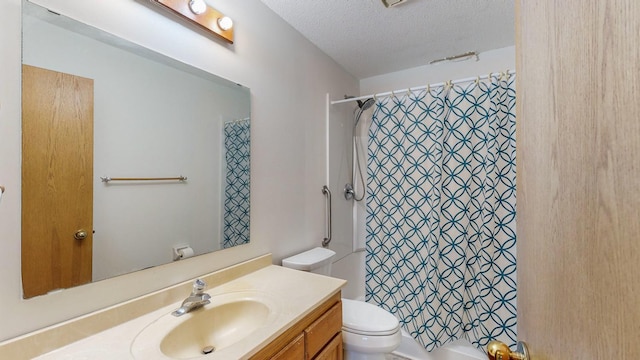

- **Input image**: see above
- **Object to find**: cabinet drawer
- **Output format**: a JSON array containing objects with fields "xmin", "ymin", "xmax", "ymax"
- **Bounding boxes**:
[
  {"xmin": 305, "ymin": 301, "xmax": 342, "ymax": 359},
  {"xmin": 271, "ymin": 333, "xmax": 304, "ymax": 360}
]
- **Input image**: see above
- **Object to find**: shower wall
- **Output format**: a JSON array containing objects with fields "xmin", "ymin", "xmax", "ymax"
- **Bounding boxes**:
[
  {"xmin": 331, "ymin": 46, "xmax": 516, "ymax": 300},
  {"xmin": 361, "ymin": 46, "xmax": 516, "ymax": 94}
]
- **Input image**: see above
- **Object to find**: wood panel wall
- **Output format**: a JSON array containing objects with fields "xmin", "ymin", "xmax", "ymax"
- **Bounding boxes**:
[{"xmin": 516, "ymin": 1, "xmax": 640, "ymax": 358}]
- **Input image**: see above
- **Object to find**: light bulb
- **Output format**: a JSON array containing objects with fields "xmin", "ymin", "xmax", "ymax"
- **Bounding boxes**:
[
  {"xmin": 188, "ymin": 0, "xmax": 207, "ymax": 15},
  {"xmin": 217, "ymin": 16, "xmax": 233, "ymax": 31}
]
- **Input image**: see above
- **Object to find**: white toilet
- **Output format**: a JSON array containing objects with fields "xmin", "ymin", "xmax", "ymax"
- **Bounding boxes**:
[{"xmin": 282, "ymin": 247, "xmax": 402, "ymax": 360}]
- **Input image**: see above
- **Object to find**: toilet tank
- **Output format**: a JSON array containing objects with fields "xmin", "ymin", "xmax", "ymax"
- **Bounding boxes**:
[{"xmin": 281, "ymin": 247, "xmax": 336, "ymax": 276}]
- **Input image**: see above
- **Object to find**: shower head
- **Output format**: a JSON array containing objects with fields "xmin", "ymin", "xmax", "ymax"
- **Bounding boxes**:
[
  {"xmin": 357, "ymin": 98, "xmax": 375, "ymax": 112},
  {"xmin": 354, "ymin": 98, "xmax": 374, "ymax": 128}
]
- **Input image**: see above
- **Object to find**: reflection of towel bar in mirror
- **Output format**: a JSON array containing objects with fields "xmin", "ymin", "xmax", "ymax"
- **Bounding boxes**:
[{"xmin": 100, "ymin": 176, "xmax": 188, "ymax": 183}]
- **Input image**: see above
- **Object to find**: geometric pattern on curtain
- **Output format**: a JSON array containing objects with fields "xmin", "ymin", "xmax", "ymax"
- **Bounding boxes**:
[
  {"xmin": 365, "ymin": 73, "xmax": 517, "ymax": 352},
  {"xmin": 222, "ymin": 118, "xmax": 251, "ymax": 249}
]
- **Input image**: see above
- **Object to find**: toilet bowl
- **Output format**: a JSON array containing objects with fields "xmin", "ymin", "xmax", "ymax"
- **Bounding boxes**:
[
  {"xmin": 282, "ymin": 247, "xmax": 402, "ymax": 359},
  {"xmin": 341, "ymin": 298, "xmax": 402, "ymax": 360}
]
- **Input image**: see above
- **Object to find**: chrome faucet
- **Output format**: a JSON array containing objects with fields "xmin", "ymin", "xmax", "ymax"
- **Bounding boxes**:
[{"xmin": 172, "ymin": 279, "xmax": 211, "ymax": 317}]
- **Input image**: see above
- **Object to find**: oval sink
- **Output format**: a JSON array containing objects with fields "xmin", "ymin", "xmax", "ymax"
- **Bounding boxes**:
[
  {"xmin": 131, "ymin": 291, "xmax": 278, "ymax": 359},
  {"xmin": 161, "ymin": 299, "xmax": 269, "ymax": 358}
]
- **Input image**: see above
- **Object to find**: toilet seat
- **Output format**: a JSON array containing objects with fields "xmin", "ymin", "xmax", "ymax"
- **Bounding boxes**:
[{"xmin": 342, "ymin": 299, "xmax": 400, "ymax": 336}]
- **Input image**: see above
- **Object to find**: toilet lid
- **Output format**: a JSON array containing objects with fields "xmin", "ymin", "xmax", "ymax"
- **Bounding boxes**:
[{"xmin": 341, "ymin": 298, "xmax": 400, "ymax": 336}]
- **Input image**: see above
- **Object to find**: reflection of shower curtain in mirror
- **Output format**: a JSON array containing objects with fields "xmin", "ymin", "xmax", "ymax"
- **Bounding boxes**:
[
  {"xmin": 365, "ymin": 74, "xmax": 517, "ymax": 352},
  {"xmin": 222, "ymin": 118, "xmax": 250, "ymax": 249}
]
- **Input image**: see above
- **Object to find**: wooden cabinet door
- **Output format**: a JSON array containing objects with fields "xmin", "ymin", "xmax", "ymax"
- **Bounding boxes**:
[
  {"xmin": 305, "ymin": 302, "xmax": 342, "ymax": 359},
  {"xmin": 312, "ymin": 334, "xmax": 342, "ymax": 360},
  {"xmin": 271, "ymin": 333, "xmax": 305, "ymax": 360},
  {"xmin": 22, "ymin": 64, "xmax": 94, "ymax": 298}
]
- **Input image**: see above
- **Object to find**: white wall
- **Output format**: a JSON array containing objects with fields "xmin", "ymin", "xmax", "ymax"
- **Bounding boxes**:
[
  {"xmin": 361, "ymin": 46, "xmax": 515, "ymax": 95},
  {"xmin": 0, "ymin": 0, "xmax": 357, "ymax": 341},
  {"xmin": 331, "ymin": 46, "xmax": 516, "ymax": 300}
]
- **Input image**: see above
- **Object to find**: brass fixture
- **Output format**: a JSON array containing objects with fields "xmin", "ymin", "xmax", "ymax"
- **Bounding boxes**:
[
  {"xmin": 150, "ymin": 0, "xmax": 234, "ymax": 43},
  {"xmin": 74, "ymin": 229, "xmax": 88, "ymax": 241},
  {"xmin": 487, "ymin": 340, "xmax": 530, "ymax": 360}
]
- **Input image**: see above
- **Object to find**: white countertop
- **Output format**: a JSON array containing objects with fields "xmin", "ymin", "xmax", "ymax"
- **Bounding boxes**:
[{"xmin": 34, "ymin": 265, "xmax": 345, "ymax": 359}]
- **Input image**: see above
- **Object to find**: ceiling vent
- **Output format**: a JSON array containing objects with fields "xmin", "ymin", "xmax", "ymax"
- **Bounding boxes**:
[{"xmin": 381, "ymin": 0, "xmax": 410, "ymax": 8}]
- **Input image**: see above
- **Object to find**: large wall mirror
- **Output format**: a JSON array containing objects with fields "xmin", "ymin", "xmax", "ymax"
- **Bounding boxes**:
[{"xmin": 21, "ymin": 1, "xmax": 251, "ymax": 298}]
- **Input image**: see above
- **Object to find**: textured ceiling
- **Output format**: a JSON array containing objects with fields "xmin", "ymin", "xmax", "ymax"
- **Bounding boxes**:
[{"xmin": 259, "ymin": 0, "xmax": 515, "ymax": 79}]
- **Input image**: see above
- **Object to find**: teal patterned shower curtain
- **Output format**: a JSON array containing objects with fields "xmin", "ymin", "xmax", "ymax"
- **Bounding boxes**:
[{"xmin": 365, "ymin": 73, "xmax": 517, "ymax": 351}]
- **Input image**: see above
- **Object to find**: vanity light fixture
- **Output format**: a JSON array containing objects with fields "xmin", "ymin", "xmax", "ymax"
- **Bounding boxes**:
[
  {"xmin": 150, "ymin": 0, "xmax": 234, "ymax": 44},
  {"xmin": 188, "ymin": 0, "xmax": 207, "ymax": 15}
]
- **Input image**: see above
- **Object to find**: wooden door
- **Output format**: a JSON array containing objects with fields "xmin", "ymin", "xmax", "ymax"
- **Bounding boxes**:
[
  {"xmin": 516, "ymin": 1, "xmax": 640, "ymax": 358},
  {"xmin": 22, "ymin": 64, "xmax": 94, "ymax": 298}
]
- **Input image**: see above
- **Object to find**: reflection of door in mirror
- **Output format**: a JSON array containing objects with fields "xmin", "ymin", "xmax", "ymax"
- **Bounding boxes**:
[{"xmin": 22, "ymin": 64, "xmax": 94, "ymax": 298}]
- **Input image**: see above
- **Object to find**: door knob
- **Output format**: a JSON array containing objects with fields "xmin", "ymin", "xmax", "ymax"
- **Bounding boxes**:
[
  {"xmin": 74, "ymin": 229, "xmax": 88, "ymax": 240},
  {"xmin": 487, "ymin": 340, "xmax": 530, "ymax": 360}
]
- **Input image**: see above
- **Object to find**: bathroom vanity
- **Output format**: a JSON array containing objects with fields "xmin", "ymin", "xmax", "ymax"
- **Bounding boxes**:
[
  {"xmin": 253, "ymin": 293, "xmax": 343, "ymax": 359},
  {"xmin": 0, "ymin": 255, "xmax": 346, "ymax": 359}
]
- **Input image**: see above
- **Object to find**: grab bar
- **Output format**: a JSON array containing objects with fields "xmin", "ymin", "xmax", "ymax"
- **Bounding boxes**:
[
  {"xmin": 322, "ymin": 185, "xmax": 332, "ymax": 247},
  {"xmin": 101, "ymin": 175, "xmax": 187, "ymax": 183}
]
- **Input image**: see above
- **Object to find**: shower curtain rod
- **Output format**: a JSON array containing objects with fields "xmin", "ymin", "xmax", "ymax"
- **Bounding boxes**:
[{"xmin": 331, "ymin": 69, "xmax": 515, "ymax": 105}]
